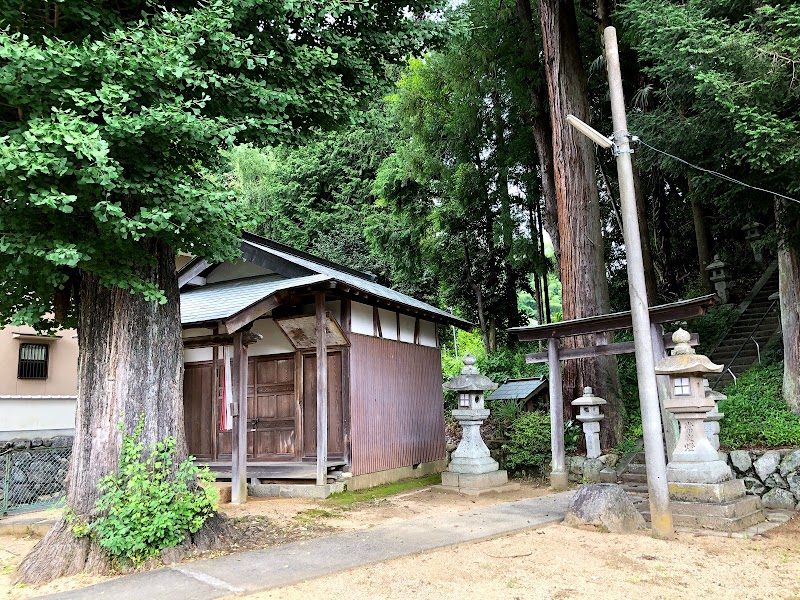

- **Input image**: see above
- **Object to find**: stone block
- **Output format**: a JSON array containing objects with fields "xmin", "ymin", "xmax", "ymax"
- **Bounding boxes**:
[
  {"xmin": 433, "ymin": 482, "xmax": 521, "ymax": 496},
  {"xmin": 668, "ymin": 478, "xmax": 746, "ymax": 503},
  {"xmin": 599, "ymin": 453, "xmax": 619, "ymax": 469},
  {"xmin": 247, "ymin": 482, "xmax": 345, "ymax": 499},
  {"xmin": 754, "ymin": 450, "xmax": 781, "ymax": 481},
  {"xmin": 564, "ymin": 483, "xmax": 645, "ymax": 533},
  {"xmin": 762, "ymin": 488, "xmax": 797, "ymax": 511},
  {"xmin": 669, "ymin": 495, "xmax": 761, "ymax": 519},
  {"xmin": 569, "ymin": 456, "xmax": 585, "ymax": 475},
  {"xmin": 667, "ymin": 460, "xmax": 732, "ymax": 484},
  {"xmin": 729, "ymin": 450, "xmax": 752, "ymax": 474},
  {"xmin": 598, "ymin": 467, "xmax": 618, "ymax": 483},
  {"xmin": 764, "ymin": 473, "xmax": 788, "ymax": 489},
  {"xmin": 743, "ymin": 477, "xmax": 766, "ymax": 496},
  {"xmin": 669, "ymin": 509, "xmax": 765, "ymax": 533},
  {"xmin": 779, "ymin": 450, "xmax": 800, "ymax": 478},
  {"xmin": 583, "ymin": 458, "xmax": 604, "ymax": 482},
  {"xmin": 448, "ymin": 454, "xmax": 499, "ymax": 475},
  {"xmin": 441, "ymin": 469, "xmax": 509, "ymax": 490},
  {"xmin": 788, "ymin": 474, "xmax": 800, "ymax": 499}
]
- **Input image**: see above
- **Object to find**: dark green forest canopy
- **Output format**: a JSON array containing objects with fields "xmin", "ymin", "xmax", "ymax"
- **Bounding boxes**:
[
  {"xmin": 619, "ymin": 0, "xmax": 800, "ymax": 246},
  {"xmin": 0, "ymin": 0, "xmax": 445, "ymax": 328}
]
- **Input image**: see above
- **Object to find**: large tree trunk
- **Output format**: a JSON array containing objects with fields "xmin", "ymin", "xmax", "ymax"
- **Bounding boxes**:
[
  {"xmin": 537, "ymin": 0, "xmax": 624, "ymax": 448},
  {"xmin": 16, "ymin": 239, "xmax": 230, "ymax": 584},
  {"xmin": 689, "ymin": 178, "xmax": 714, "ymax": 293},
  {"xmin": 516, "ymin": 0, "xmax": 561, "ymax": 264},
  {"xmin": 776, "ymin": 199, "xmax": 800, "ymax": 414}
]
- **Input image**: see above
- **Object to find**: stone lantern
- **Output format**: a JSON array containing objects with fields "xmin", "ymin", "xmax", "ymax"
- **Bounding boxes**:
[
  {"xmin": 654, "ymin": 328, "xmax": 765, "ymax": 531},
  {"xmin": 706, "ymin": 255, "xmax": 730, "ymax": 304},
  {"xmin": 438, "ymin": 354, "xmax": 518, "ymax": 495},
  {"xmin": 741, "ymin": 222, "xmax": 765, "ymax": 264},
  {"xmin": 572, "ymin": 387, "xmax": 605, "ymax": 459},
  {"xmin": 703, "ymin": 379, "xmax": 725, "ymax": 454},
  {"xmin": 655, "ymin": 328, "xmax": 730, "ymax": 483}
]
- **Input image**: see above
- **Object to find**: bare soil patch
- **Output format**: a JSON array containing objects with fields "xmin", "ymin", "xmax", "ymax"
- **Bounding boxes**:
[{"xmin": 237, "ymin": 513, "xmax": 800, "ymax": 600}]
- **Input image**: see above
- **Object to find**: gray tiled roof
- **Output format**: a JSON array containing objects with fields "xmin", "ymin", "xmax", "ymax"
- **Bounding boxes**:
[
  {"xmin": 244, "ymin": 239, "xmax": 471, "ymax": 327},
  {"xmin": 180, "ymin": 274, "xmax": 330, "ymax": 325},
  {"xmin": 487, "ymin": 378, "xmax": 547, "ymax": 401}
]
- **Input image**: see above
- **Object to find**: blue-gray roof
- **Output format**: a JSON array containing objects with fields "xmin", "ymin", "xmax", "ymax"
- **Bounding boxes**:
[
  {"xmin": 243, "ymin": 238, "xmax": 471, "ymax": 328},
  {"xmin": 487, "ymin": 378, "xmax": 547, "ymax": 401},
  {"xmin": 180, "ymin": 274, "xmax": 329, "ymax": 325}
]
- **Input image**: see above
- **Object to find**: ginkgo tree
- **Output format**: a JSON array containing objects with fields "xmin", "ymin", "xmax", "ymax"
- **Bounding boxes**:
[{"xmin": 0, "ymin": 0, "xmax": 443, "ymax": 582}]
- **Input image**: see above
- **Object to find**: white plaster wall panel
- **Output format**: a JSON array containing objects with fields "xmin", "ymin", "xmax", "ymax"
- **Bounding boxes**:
[
  {"xmin": 351, "ymin": 301, "xmax": 374, "ymax": 336},
  {"xmin": 299, "ymin": 300, "xmax": 342, "ymax": 323},
  {"xmin": 248, "ymin": 319, "xmax": 296, "ymax": 356},
  {"xmin": 419, "ymin": 320, "xmax": 437, "ymax": 347},
  {"xmin": 399, "ymin": 314, "xmax": 416, "ymax": 343},
  {"xmin": 184, "ymin": 347, "xmax": 213, "ymax": 362},
  {"xmin": 378, "ymin": 308, "xmax": 398, "ymax": 340},
  {"xmin": 182, "ymin": 328, "xmax": 214, "ymax": 338},
  {"xmin": 206, "ymin": 260, "xmax": 273, "ymax": 284},
  {"xmin": 0, "ymin": 396, "xmax": 76, "ymax": 439}
]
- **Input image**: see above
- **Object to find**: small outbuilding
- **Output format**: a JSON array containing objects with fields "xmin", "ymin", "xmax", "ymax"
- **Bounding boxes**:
[
  {"xmin": 487, "ymin": 377, "xmax": 548, "ymax": 412},
  {"xmin": 178, "ymin": 233, "xmax": 471, "ymax": 499}
]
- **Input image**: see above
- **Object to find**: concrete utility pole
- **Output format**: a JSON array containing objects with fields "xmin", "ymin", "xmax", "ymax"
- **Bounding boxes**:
[{"xmin": 603, "ymin": 26, "xmax": 673, "ymax": 538}]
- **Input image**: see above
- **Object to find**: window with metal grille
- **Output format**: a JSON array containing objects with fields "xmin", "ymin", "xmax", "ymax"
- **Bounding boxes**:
[{"xmin": 18, "ymin": 343, "xmax": 49, "ymax": 379}]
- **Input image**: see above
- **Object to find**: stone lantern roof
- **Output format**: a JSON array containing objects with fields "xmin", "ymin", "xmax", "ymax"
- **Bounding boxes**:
[
  {"xmin": 443, "ymin": 354, "xmax": 498, "ymax": 392},
  {"xmin": 654, "ymin": 328, "xmax": 723, "ymax": 376}
]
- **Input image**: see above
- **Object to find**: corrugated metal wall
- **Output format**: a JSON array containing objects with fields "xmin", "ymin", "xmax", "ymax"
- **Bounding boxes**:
[{"xmin": 349, "ymin": 334, "xmax": 446, "ymax": 475}]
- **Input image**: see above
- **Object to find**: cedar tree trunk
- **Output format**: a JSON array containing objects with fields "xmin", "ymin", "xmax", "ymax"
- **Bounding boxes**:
[
  {"xmin": 16, "ymin": 239, "xmax": 229, "ymax": 583},
  {"xmin": 776, "ymin": 199, "xmax": 800, "ymax": 414},
  {"xmin": 537, "ymin": 0, "xmax": 624, "ymax": 447}
]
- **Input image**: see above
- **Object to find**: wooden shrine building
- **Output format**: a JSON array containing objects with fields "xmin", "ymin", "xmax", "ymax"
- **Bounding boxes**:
[{"xmin": 178, "ymin": 233, "xmax": 471, "ymax": 502}]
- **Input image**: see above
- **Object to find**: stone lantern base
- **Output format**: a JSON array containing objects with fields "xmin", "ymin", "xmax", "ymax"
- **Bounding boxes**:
[
  {"xmin": 436, "ymin": 469, "xmax": 520, "ymax": 496},
  {"xmin": 666, "ymin": 478, "xmax": 765, "ymax": 532}
]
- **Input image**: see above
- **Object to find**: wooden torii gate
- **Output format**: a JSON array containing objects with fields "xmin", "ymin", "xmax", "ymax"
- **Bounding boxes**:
[{"xmin": 508, "ymin": 294, "xmax": 718, "ymax": 489}]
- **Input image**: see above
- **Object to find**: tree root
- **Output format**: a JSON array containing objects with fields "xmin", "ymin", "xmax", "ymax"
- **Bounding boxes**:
[{"xmin": 14, "ymin": 512, "xmax": 236, "ymax": 585}]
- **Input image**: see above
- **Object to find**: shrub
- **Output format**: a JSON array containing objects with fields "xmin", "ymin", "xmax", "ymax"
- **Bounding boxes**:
[
  {"xmin": 503, "ymin": 411, "xmax": 550, "ymax": 472},
  {"xmin": 77, "ymin": 416, "xmax": 217, "ymax": 566},
  {"xmin": 719, "ymin": 362, "xmax": 800, "ymax": 449}
]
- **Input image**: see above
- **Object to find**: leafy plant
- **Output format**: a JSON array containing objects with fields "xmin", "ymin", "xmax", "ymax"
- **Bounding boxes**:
[
  {"xmin": 489, "ymin": 399, "xmax": 523, "ymax": 434},
  {"xmin": 80, "ymin": 417, "xmax": 217, "ymax": 567},
  {"xmin": 502, "ymin": 411, "xmax": 550, "ymax": 472},
  {"xmin": 564, "ymin": 419, "xmax": 581, "ymax": 453},
  {"xmin": 719, "ymin": 362, "xmax": 800, "ymax": 449}
]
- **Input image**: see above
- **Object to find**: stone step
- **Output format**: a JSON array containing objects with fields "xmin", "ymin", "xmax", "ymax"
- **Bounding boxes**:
[
  {"xmin": 670, "ymin": 495, "xmax": 762, "ymax": 519},
  {"xmin": 625, "ymin": 463, "xmax": 648, "ymax": 475},
  {"xmin": 619, "ymin": 472, "xmax": 648, "ymax": 484},
  {"xmin": 638, "ymin": 509, "xmax": 765, "ymax": 532}
]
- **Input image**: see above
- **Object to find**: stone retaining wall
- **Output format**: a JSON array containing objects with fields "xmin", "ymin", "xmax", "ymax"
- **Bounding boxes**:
[
  {"xmin": 725, "ymin": 448, "xmax": 800, "ymax": 510},
  {"xmin": 1, "ymin": 436, "xmax": 73, "ymax": 512},
  {"xmin": 566, "ymin": 449, "xmax": 800, "ymax": 511}
]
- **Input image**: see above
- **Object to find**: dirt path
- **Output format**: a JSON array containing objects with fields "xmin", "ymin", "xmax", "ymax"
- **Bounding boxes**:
[
  {"xmin": 2, "ymin": 481, "xmax": 799, "ymax": 600},
  {"xmin": 236, "ymin": 515, "xmax": 800, "ymax": 600}
]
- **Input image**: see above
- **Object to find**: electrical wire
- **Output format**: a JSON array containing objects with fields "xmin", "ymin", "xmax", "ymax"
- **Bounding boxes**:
[{"xmin": 637, "ymin": 139, "xmax": 800, "ymax": 206}]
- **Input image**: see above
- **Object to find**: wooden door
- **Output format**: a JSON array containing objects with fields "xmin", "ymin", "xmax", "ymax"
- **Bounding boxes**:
[
  {"xmin": 302, "ymin": 351, "xmax": 344, "ymax": 460},
  {"xmin": 247, "ymin": 355, "xmax": 297, "ymax": 460},
  {"xmin": 183, "ymin": 362, "xmax": 214, "ymax": 460}
]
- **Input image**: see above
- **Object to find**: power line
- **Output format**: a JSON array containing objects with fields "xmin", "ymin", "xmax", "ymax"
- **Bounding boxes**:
[{"xmin": 637, "ymin": 139, "xmax": 800, "ymax": 206}]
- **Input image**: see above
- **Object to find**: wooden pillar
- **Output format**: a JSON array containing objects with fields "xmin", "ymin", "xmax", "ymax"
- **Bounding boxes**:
[
  {"xmin": 548, "ymin": 337, "xmax": 568, "ymax": 489},
  {"xmin": 231, "ymin": 331, "xmax": 248, "ymax": 504},
  {"xmin": 340, "ymin": 299, "xmax": 352, "ymax": 468},
  {"xmin": 316, "ymin": 292, "xmax": 328, "ymax": 486}
]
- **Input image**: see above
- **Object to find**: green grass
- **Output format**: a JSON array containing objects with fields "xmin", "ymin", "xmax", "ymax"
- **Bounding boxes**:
[
  {"xmin": 719, "ymin": 362, "xmax": 800, "ymax": 449},
  {"xmin": 326, "ymin": 474, "xmax": 441, "ymax": 508}
]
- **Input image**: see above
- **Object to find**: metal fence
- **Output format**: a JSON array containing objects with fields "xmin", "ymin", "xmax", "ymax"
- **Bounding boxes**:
[{"xmin": 1, "ymin": 446, "xmax": 70, "ymax": 515}]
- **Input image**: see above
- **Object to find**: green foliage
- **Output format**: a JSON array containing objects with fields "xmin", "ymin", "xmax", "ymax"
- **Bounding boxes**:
[
  {"xmin": 82, "ymin": 417, "xmax": 217, "ymax": 567},
  {"xmin": 489, "ymin": 399, "xmax": 523, "ymax": 434},
  {"xmin": 370, "ymin": 0, "xmax": 552, "ymax": 343},
  {"xmin": 502, "ymin": 411, "xmax": 551, "ymax": 472},
  {"xmin": 564, "ymin": 419, "xmax": 581, "ymax": 454},
  {"xmin": 0, "ymin": 0, "xmax": 446, "ymax": 329},
  {"xmin": 327, "ymin": 474, "xmax": 441, "ymax": 507},
  {"xmin": 719, "ymin": 363, "xmax": 800, "ymax": 449}
]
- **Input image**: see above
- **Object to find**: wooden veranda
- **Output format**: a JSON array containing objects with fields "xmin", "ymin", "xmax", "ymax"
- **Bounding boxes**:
[{"xmin": 508, "ymin": 294, "xmax": 719, "ymax": 487}]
